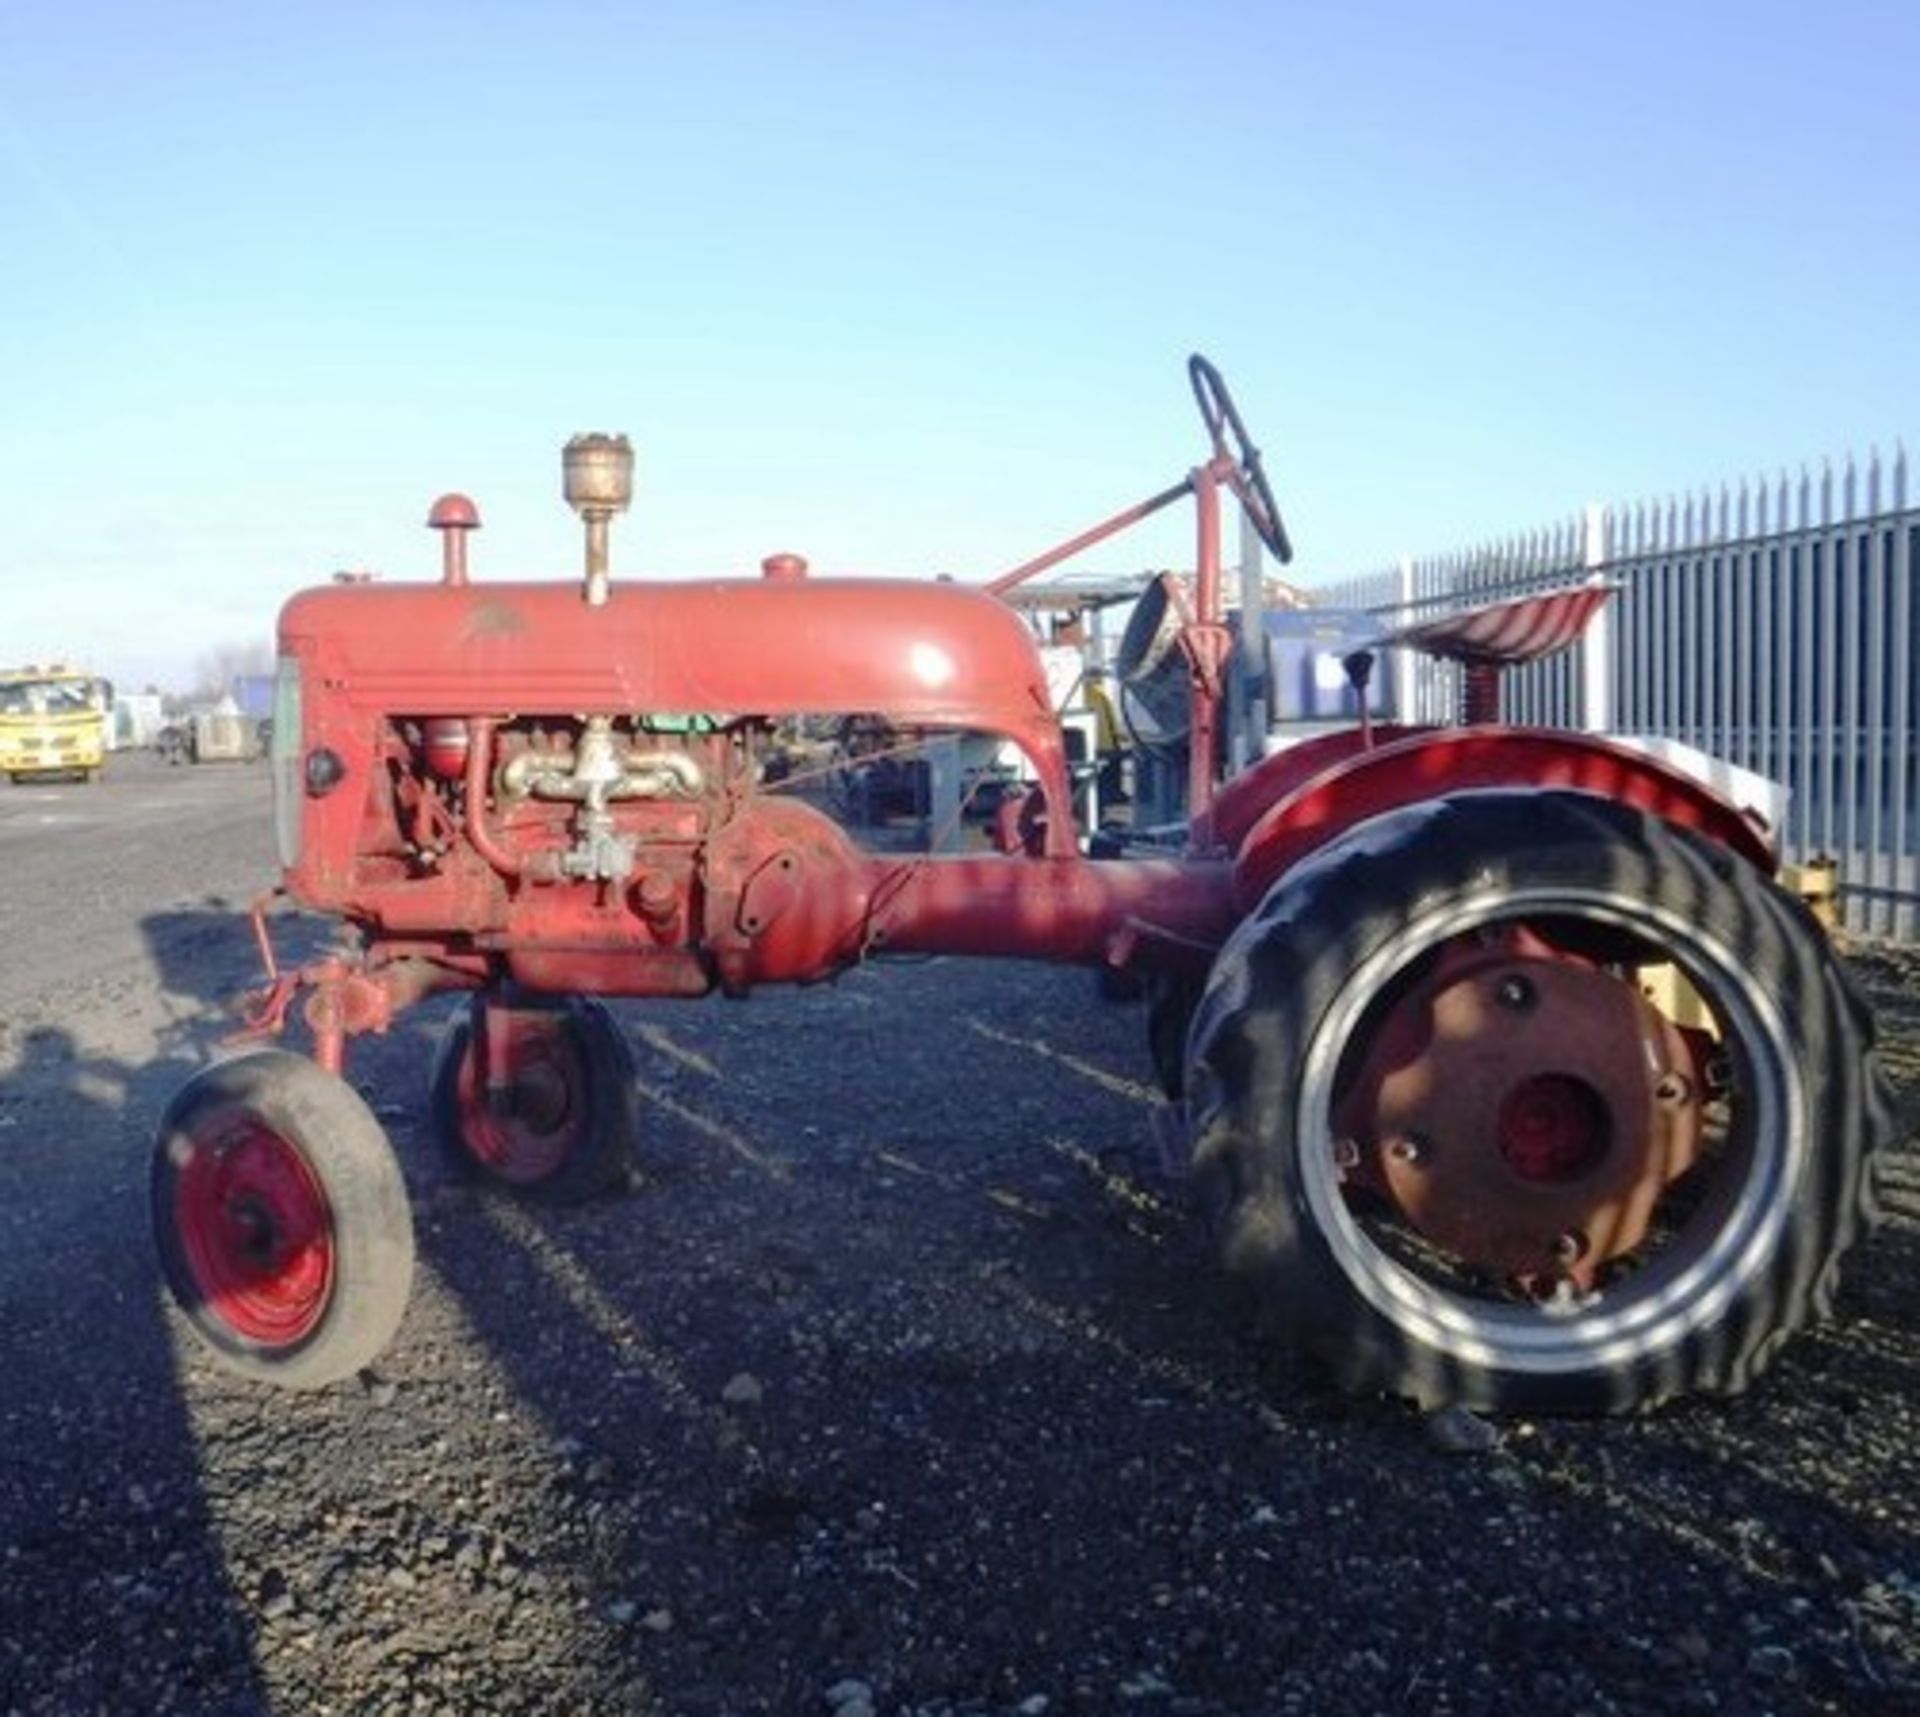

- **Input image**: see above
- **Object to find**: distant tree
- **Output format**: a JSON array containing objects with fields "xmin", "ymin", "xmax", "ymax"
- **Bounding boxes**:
[{"xmin": 190, "ymin": 641, "xmax": 274, "ymax": 704}]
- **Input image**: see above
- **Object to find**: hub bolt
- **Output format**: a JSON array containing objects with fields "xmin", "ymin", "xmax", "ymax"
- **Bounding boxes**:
[
  {"xmin": 1494, "ymin": 974, "xmax": 1536, "ymax": 1011},
  {"xmin": 1552, "ymin": 1229, "xmax": 1588, "ymax": 1265},
  {"xmin": 1385, "ymin": 1133, "xmax": 1429, "ymax": 1166},
  {"xmin": 1654, "ymin": 1073, "xmax": 1693, "ymax": 1108}
]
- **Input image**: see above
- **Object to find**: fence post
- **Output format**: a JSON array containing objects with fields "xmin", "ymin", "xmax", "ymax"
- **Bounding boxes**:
[
  {"xmin": 1396, "ymin": 555, "xmax": 1418, "ymax": 723},
  {"xmin": 1581, "ymin": 502, "xmax": 1613, "ymax": 733}
]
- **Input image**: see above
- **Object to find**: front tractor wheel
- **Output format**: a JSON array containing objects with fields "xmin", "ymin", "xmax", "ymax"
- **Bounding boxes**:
[
  {"xmin": 1188, "ymin": 790, "xmax": 1890, "ymax": 1415},
  {"xmin": 152, "ymin": 1051, "xmax": 416, "ymax": 1389},
  {"xmin": 432, "ymin": 996, "xmax": 639, "ymax": 1202}
]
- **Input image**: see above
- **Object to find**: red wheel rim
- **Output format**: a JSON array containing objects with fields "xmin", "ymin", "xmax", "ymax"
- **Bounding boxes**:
[
  {"xmin": 1337, "ymin": 931, "xmax": 1702, "ymax": 1285},
  {"xmin": 175, "ymin": 1117, "xmax": 334, "ymax": 1346},
  {"xmin": 454, "ymin": 1016, "xmax": 585, "ymax": 1184}
]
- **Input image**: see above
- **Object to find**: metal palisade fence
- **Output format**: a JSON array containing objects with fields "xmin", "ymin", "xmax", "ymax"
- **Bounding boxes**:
[{"xmin": 1311, "ymin": 447, "xmax": 1918, "ymax": 941}]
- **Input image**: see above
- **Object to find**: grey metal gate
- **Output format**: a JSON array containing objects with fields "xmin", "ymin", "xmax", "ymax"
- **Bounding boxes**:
[{"xmin": 1311, "ymin": 450, "xmax": 1917, "ymax": 940}]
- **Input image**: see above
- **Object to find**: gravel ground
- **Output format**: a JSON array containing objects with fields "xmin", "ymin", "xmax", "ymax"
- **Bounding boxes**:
[{"xmin": 1, "ymin": 754, "xmax": 1916, "ymax": 1716}]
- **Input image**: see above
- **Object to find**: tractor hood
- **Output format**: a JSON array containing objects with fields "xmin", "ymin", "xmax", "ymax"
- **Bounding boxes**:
[{"xmin": 279, "ymin": 575, "xmax": 1057, "ymax": 740}]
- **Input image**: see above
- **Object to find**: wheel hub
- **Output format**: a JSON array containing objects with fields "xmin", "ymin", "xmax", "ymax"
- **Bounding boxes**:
[
  {"xmin": 228, "ymin": 1194, "xmax": 281, "ymax": 1261},
  {"xmin": 1339, "ymin": 935, "xmax": 1703, "ymax": 1287},
  {"xmin": 510, "ymin": 1059, "xmax": 572, "ymax": 1134},
  {"xmin": 459, "ymin": 1010, "xmax": 586, "ymax": 1183},
  {"xmin": 177, "ymin": 1122, "xmax": 335, "ymax": 1345},
  {"xmin": 1497, "ymin": 1073, "xmax": 1608, "ymax": 1183}
]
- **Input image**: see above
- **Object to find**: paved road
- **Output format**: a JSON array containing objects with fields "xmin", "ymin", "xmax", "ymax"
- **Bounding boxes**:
[
  {"xmin": 0, "ymin": 759, "xmax": 1915, "ymax": 1714},
  {"xmin": 0, "ymin": 751, "xmax": 275, "ymax": 1013}
]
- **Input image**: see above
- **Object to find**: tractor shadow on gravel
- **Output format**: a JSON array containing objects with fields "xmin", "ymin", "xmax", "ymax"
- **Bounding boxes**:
[
  {"xmin": 366, "ymin": 948, "xmax": 1912, "ymax": 1713},
  {"xmin": 0, "ymin": 1012, "xmax": 272, "ymax": 1712},
  {"xmin": 67, "ymin": 906, "xmax": 1918, "ymax": 1714},
  {"xmin": 347, "ymin": 954, "xmax": 1920, "ymax": 1711},
  {"xmin": 353, "ymin": 963, "xmax": 1368, "ymax": 1708},
  {"xmin": 141, "ymin": 899, "xmax": 335, "ymax": 1016}
]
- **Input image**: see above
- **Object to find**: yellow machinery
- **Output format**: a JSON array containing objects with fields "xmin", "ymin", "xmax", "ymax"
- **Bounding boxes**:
[{"xmin": 0, "ymin": 664, "xmax": 112, "ymax": 783}]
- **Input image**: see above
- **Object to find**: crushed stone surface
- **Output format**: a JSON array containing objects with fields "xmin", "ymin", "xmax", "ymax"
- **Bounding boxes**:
[{"xmin": 2, "ymin": 755, "xmax": 1915, "ymax": 1715}]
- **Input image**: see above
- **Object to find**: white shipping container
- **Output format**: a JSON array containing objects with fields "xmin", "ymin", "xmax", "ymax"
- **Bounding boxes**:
[{"xmin": 113, "ymin": 692, "xmax": 166, "ymax": 750}]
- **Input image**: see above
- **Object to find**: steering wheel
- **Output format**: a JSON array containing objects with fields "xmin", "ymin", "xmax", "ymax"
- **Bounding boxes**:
[{"xmin": 1188, "ymin": 353, "xmax": 1293, "ymax": 564}]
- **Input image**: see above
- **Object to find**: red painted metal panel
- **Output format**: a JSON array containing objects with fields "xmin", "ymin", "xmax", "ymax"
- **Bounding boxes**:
[
  {"xmin": 1231, "ymin": 728, "xmax": 1775, "ymax": 912},
  {"xmin": 1202, "ymin": 725, "xmax": 1438, "ymax": 854},
  {"xmin": 280, "ymin": 577, "xmax": 1055, "ymax": 733}
]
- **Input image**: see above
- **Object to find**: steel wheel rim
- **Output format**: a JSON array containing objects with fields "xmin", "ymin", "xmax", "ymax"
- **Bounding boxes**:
[
  {"xmin": 1295, "ymin": 884, "xmax": 1801, "ymax": 1375},
  {"xmin": 175, "ymin": 1115, "xmax": 335, "ymax": 1346}
]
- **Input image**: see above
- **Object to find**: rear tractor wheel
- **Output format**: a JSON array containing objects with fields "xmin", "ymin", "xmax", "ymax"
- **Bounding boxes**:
[
  {"xmin": 432, "ymin": 995, "xmax": 639, "ymax": 1202},
  {"xmin": 1187, "ymin": 790, "xmax": 1890, "ymax": 1415},
  {"xmin": 152, "ymin": 1051, "xmax": 416, "ymax": 1389}
]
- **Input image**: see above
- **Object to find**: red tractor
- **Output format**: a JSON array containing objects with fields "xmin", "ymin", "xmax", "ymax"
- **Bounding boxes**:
[{"xmin": 152, "ymin": 358, "xmax": 1891, "ymax": 1414}]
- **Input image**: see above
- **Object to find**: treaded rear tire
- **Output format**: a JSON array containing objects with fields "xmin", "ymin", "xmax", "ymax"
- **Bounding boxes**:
[{"xmin": 1187, "ymin": 789, "xmax": 1892, "ymax": 1415}]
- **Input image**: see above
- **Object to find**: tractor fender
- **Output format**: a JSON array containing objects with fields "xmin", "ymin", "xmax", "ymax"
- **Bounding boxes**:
[{"xmin": 1229, "ymin": 727, "xmax": 1777, "ymax": 914}]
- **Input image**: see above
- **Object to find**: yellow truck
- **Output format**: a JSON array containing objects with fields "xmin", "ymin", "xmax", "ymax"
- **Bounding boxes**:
[{"xmin": 0, "ymin": 665, "xmax": 112, "ymax": 784}]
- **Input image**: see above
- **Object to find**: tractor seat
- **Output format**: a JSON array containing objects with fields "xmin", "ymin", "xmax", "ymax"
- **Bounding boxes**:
[{"xmin": 1370, "ymin": 580, "xmax": 1620, "ymax": 669}]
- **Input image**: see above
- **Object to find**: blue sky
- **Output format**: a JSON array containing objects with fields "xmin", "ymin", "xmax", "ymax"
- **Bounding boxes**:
[{"xmin": 2, "ymin": 0, "xmax": 1914, "ymax": 690}]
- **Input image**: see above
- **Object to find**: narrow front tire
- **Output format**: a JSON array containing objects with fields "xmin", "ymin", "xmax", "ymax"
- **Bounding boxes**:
[{"xmin": 152, "ymin": 1051, "xmax": 415, "ymax": 1389}]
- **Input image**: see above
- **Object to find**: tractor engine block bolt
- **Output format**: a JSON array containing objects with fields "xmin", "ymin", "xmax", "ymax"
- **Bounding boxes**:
[{"xmin": 633, "ymin": 871, "xmax": 679, "ymax": 930}]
